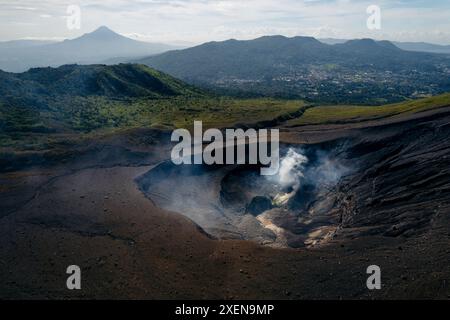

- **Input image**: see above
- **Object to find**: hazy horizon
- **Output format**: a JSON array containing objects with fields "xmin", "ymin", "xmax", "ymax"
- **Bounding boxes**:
[
  {"xmin": 1, "ymin": 0, "xmax": 450, "ymax": 46},
  {"xmin": 3, "ymin": 25, "xmax": 450, "ymax": 48}
]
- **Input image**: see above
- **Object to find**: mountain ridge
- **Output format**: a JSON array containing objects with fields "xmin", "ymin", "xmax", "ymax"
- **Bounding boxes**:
[
  {"xmin": 0, "ymin": 26, "xmax": 177, "ymax": 73},
  {"xmin": 0, "ymin": 63, "xmax": 205, "ymax": 133},
  {"xmin": 139, "ymin": 35, "xmax": 450, "ymax": 104},
  {"xmin": 1, "ymin": 63, "xmax": 203, "ymax": 99},
  {"xmin": 319, "ymin": 38, "xmax": 450, "ymax": 54}
]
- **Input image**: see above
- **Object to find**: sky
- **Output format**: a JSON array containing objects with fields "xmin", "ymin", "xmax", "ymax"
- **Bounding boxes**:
[{"xmin": 1, "ymin": 0, "xmax": 450, "ymax": 45}]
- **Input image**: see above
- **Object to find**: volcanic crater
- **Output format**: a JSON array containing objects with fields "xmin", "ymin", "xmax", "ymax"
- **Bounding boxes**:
[
  {"xmin": 136, "ymin": 142, "xmax": 349, "ymax": 248},
  {"xmin": 137, "ymin": 110, "xmax": 450, "ymax": 249}
]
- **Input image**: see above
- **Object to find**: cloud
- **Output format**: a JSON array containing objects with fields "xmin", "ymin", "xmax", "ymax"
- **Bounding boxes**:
[
  {"xmin": 0, "ymin": 0, "xmax": 449, "ymax": 44},
  {"xmin": 13, "ymin": 6, "xmax": 37, "ymax": 11}
]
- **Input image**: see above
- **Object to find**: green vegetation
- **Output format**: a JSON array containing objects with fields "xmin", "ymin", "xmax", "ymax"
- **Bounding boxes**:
[
  {"xmin": 55, "ymin": 96, "xmax": 303, "ymax": 131},
  {"xmin": 1, "ymin": 63, "xmax": 449, "ymax": 156},
  {"xmin": 141, "ymin": 36, "xmax": 450, "ymax": 105},
  {"xmin": 0, "ymin": 96, "xmax": 304, "ymax": 151},
  {"xmin": 0, "ymin": 64, "xmax": 306, "ymax": 153},
  {"xmin": 287, "ymin": 93, "xmax": 450, "ymax": 126},
  {"xmin": 140, "ymin": 97, "xmax": 304, "ymax": 129}
]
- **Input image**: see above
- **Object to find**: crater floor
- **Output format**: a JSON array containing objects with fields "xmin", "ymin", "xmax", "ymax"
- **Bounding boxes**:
[{"xmin": 1, "ymin": 107, "xmax": 450, "ymax": 299}]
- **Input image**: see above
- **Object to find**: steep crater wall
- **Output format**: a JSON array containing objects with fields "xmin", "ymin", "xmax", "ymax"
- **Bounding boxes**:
[{"xmin": 136, "ymin": 113, "xmax": 450, "ymax": 248}]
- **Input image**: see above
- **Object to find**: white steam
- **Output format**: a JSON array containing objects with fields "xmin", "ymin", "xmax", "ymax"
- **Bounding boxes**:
[
  {"xmin": 272, "ymin": 148, "xmax": 308, "ymax": 206},
  {"xmin": 270, "ymin": 147, "xmax": 348, "ymax": 207},
  {"xmin": 278, "ymin": 148, "xmax": 308, "ymax": 190}
]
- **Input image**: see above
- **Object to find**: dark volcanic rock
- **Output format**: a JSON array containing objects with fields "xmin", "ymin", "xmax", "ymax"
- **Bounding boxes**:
[
  {"xmin": 246, "ymin": 196, "xmax": 273, "ymax": 216},
  {"xmin": 332, "ymin": 111, "xmax": 450, "ymax": 239}
]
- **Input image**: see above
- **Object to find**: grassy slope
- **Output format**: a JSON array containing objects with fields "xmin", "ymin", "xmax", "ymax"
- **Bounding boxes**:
[
  {"xmin": 287, "ymin": 93, "xmax": 450, "ymax": 126},
  {"xmin": 134, "ymin": 97, "xmax": 304, "ymax": 129},
  {"xmin": 3, "ymin": 92, "xmax": 450, "ymax": 152},
  {"xmin": 0, "ymin": 64, "xmax": 304, "ymax": 151},
  {"xmin": 2, "ymin": 62, "xmax": 449, "ymax": 153},
  {"xmin": 0, "ymin": 97, "xmax": 304, "ymax": 151}
]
